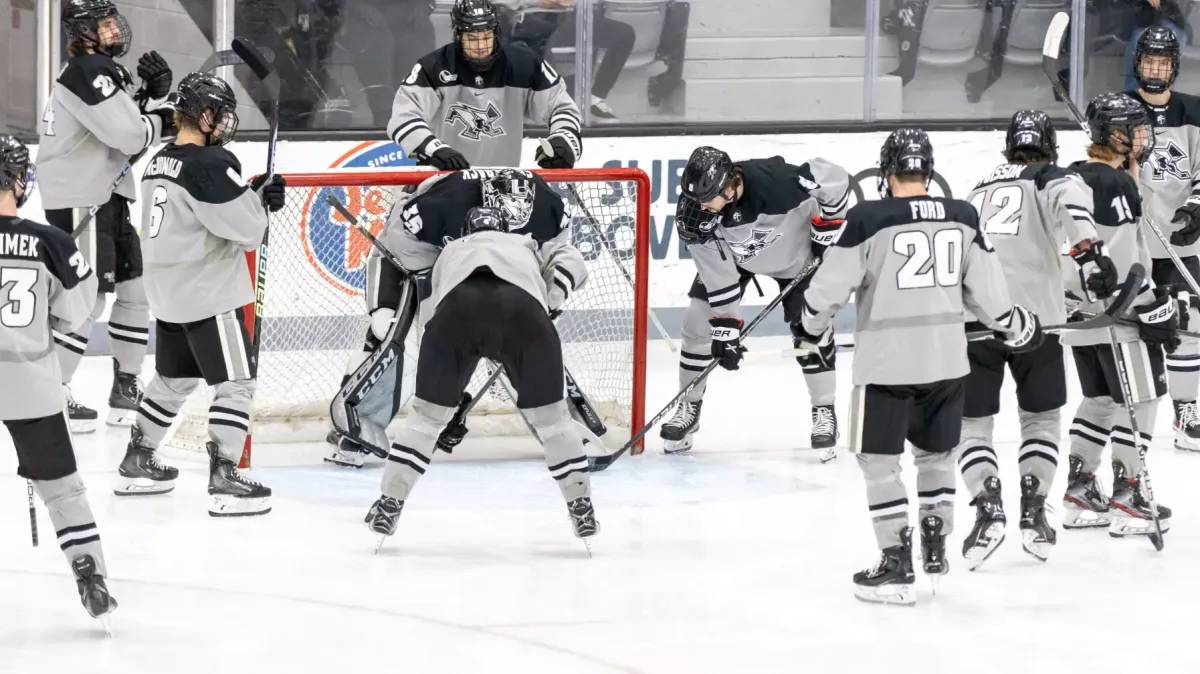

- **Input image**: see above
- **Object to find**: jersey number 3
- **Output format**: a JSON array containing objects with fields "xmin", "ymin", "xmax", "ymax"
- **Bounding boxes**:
[
  {"xmin": 894, "ymin": 228, "xmax": 964, "ymax": 290},
  {"xmin": 1, "ymin": 267, "xmax": 39, "ymax": 328}
]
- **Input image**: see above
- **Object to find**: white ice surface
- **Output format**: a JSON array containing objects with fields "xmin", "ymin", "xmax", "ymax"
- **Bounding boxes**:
[{"xmin": 2, "ymin": 338, "xmax": 1199, "ymax": 674}]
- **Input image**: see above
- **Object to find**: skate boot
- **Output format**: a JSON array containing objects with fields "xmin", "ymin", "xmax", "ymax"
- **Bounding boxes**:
[
  {"xmin": 852, "ymin": 526, "xmax": 916, "ymax": 606},
  {"xmin": 568, "ymin": 497, "xmax": 599, "ymax": 539},
  {"xmin": 811, "ymin": 404, "xmax": 838, "ymax": 462},
  {"xmin": 366, "ymin": 496, "xmax": 404, "ymax": 551},
  {"xmin": 1172, "ymin": 399, "xmax": 1200, "ymax": 452},
  {"xmin": 1108, "ymin": 463, "xmax": 1171, "ymax": 538},
  {"xmin": 1062, "ymin": 455, "xmax": 1111, "ymax": 529},
  {"xmin": 1019, "ymin": 475, "xmax": 1056, "ymax": 561},
  {"xmin": 114, "ymin": 426, "xmax": 178, "ymax": 496},
  {"xmin": 962, "ymin": 476, "xmax": 1006, "ymax": 571},
  {"xmin": 660, "ymin": 399, "xmax": 701, "ymax": 454},
  {"xmin": 106, "ymin": 361, "xmax": 141, "ymax": 427},
  {"xmin": 920, "ymin": 515, "xmax": 948, "ymax": 594},
  {"xmin": 65, "ymin": 385, "xmax": 97, "ymax": 434},
  {"xmin": 323, "ymin": 430, "xmax": 366, "ymax": 468},
  {"xmin": 72, "ymin": 554, "xmax": 116, "ymax": 632},
  {"xmin": 207, "ymin": 442, "xmax": 271, "ymax": 517}
]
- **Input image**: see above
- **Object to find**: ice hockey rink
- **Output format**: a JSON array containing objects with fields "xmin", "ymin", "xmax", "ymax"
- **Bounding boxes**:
[{"xmin": 1, "ymin": 337, "xmax": 1198, "ymax": 674}]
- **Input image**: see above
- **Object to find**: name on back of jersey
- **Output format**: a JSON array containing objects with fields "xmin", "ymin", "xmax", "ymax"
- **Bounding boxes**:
[
  {"xmin": 145, "ymin": 155, "xmax": 183, "ymax": 179},
  {"xmin": 0, "ymin": 233, "xmax": 39, "ymax": 259},
  {"xmin": 909, "ymin": 199, "xmax": 946, "ymax": 220},
  {"xmin": 975, "ymin": 164, "xmax": 1024, "ymax": 188}
]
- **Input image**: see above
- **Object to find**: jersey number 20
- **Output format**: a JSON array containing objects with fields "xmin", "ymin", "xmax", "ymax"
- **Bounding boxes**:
[{"xmin": 894, "ymin": 228, "xmax": 964, "ymax": 290}]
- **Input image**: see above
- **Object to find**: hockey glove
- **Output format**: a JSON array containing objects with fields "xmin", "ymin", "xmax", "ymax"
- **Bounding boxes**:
[
  {"xmin": 809, "ymin": 216, "xmax": 844, "ymax": 257},
  {"xmin": 791, "ymin": 321, "xmax": 835, "ymax": 369},
  {"xmin": 1065, "ymin": 289, "xmax": 1086, "ymax": 323},
  {"xmin": 997, "ymin": 304, "xmax": 1043, "ymax": 353},
  {"xmin": 251, "ymin": 174, "xmax": 287, "ymax": 213},
  {"xmin": 1069, "ymin": 240, "xmax": 1119, "ymax": 301},
  {"xmin": 1171, "ymin": 202, "xmax": 1200, "ymax": 246},
  {"xmin": 425, "ymin": 144, "xmax": 470, "ymax": 171},
  {"xmin": 136, "ymin": 51, "xmax": 173, "ymax": 102},
  {"xmin": 536, "ymin": 134, "xmax": 580, "ymax": 169},
  {"xmin": 709, "ymin": 316, "xmax": 746, "ymax": 371},
  {"xmin": 435, "ymin": 392, "xmax": 472, "ymax": 454},
  {"xmin": 1135, "ymin": 291, "xmax": 1181, "ymax": 353}
]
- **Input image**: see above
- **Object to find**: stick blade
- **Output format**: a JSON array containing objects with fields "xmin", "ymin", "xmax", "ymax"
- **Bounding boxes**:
[
  {"xmin": 1105, "ymin": 262, "xmax": 1146, "ymax": 320},
  {"xmin": 231, "ymin": 38, "xmax": 271, "ymax": 79},
  {"xmin": 1042, "ymin": 11, "xmax": 1070, "ymax": 61}
]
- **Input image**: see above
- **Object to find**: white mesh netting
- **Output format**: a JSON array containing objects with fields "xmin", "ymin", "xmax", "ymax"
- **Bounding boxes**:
[{"xmin": 162, "ymin": 168, "xmax": 648, "ymax": 461}]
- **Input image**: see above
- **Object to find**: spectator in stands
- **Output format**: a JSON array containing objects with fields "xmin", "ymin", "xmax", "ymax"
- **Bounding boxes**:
[
  {"xmin": 1123, "ymin": 0, "xmax": 1188, "ymax": 91},
  {"xmin": 341, "ymin": 0, "xmax": 436, "ymax": 127},
  {"xmin": 500, "ymin": 0, "xmax": 635, "ymax": 120}
]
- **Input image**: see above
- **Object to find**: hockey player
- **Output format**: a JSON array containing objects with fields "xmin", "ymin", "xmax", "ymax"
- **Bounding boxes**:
[
  {"xmin": 795, "ymin": 128, "xmax": 1042, "ymax": 605},
  {"xmin": 1061, "ymin": 92, "xmax": 1177, "ymax": 537},
  {"xmin": 661, "ymin": 147, "xmax": 851, "ymax": 456},
  {"xmin": 115, "ymin": 72, "xmax": 286, "ymax": 517},
  {"xmin": 325, "ymin": 168, "xmax": 569, "ymax": 467},
  {"xmin": 956, "ymin": 110, "xmax": 1119, "ymax": 569},
  {"xmin": 0, "ymin": 135, "xmax": 115, "ymax": 624},
  {"xmin": 365, "ymin": 205, "xmax": 597, "ymax": 544},
  {"xmin": 387, "ymin": 0, "xmax": 582, "ymax": 170},
  {"xmin": 36, "ymin": 0, "xmax": 175, "ymax": 433},
  {"xmin": 1124, "ymin": 27, "xmax": 1200, "ymax": 451}
]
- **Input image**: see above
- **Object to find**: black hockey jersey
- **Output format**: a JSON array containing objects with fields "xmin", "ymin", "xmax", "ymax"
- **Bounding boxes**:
[{"xmin": 1128, "ymin": 89, "xmax": 1200, "ymax": 259}]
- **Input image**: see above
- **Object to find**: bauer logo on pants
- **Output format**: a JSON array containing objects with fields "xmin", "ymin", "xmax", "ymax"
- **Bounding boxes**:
[{"xmin": 299, "ymin": 141, "xmax": 415, "ymax": 296}]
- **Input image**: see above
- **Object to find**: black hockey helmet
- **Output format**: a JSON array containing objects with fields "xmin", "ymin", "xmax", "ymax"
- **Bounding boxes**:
[
  {"xmin": 481, "ymin": 169, "xmax": 536, "ymax": 230},
  {"xmin": 1005, "ymin": 110, "xmax": 1058, "ymax": 164},
  {"xmin": 452, "ymin": 0, "xmax": 500, "ymax": 71},
  {"xmin": 1086, "ymin": 92, "xmax": 1155, "ymax": 163},
  {"xmin": 676, "ymin": 146, "xmax": 737, "ymax": 244},
  {"xmin": 1134, "ymin": 26, "xmax": 1180, "ymax": 95},
  {"xmin": 878, "ymin": 128, "xmax": 934, "ymax": 197},
  {"xmin": 464, "ymin": 206, "xmax": 506, "ymax": 235},
  {"xmin": 0, "ymin": 134, "xmax": 35, "ymax": 208},
  {"xmin": 176, "ymin": 72, "xmax": 239, "ymax": 147},
  {"xmin": 62, "ymin": 0, "xmax": 131, "ymax": 59}
]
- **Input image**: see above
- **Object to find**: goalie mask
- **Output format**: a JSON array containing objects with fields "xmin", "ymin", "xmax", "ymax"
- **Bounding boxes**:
[
  {"xmin": 465, "ymin": 206, "xmax": 505, "ymax": 234},
  {"xmin": 481, "ymin": 170, "xmax": 535, "ymax": 230},
  {"xmin": 0, "ymin": 135, "xmax": 35, "ymax": 208}
]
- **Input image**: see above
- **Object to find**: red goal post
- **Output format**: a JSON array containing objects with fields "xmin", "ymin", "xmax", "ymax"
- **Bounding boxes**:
[{"xmin": 181, "ymin": 167, "xmax": 652, "ymax": 467}]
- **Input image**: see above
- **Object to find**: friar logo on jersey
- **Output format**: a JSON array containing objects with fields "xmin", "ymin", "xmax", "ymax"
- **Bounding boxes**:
[
  {"xmin": 726, "ymin": 227, "xmax": 782, "ymax": 264},
  {"xmin": 446, "ymin": 101, "xmax": 505, "ymax": 141},
  {"xmin": 1146, "ymin": 139, "xmax": 1191, "ymax": 182}
]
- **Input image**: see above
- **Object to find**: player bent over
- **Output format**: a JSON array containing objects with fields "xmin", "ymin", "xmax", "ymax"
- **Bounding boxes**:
[
  {"xmin": 0, "ymin": 135, "xmax": 115, "ymax": 623},
  {"xmin": 116, "ymin": 72, "xmax": 286, "ymax": 517},
  {"xmin": 1061, "ymin": 93, "xmax": 1177, "ymax": 537},
  {"xmin": 795, "ymin": 129, "xmax": 1041, "ymax": 605},
  {"xmin": 366, "ymin": 206, "xmax": 597, "ymax": 544},
  {"xmin": 957, "ymin": 110, "xmax": 1118, "ymax": 568},
  {"xmin": 663, "ymin": 146, "xmax": 852, "ymax": 456}
]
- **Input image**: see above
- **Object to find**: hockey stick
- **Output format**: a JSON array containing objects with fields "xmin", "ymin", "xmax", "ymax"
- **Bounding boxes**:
[
  {"xmin": 27, "ymin": 480, "xmax": 37, "ymax": 547},
  {"xmin": 589, "ymin": 255, "xmax": 823, "ymax": 472},
  {"xmin": 539, "ymin": 139, "xmax": 677, "ymax": 352}
]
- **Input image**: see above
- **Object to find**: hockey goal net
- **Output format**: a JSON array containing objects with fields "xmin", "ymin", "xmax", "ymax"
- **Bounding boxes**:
[{"xmin": 162, "ymin": 167, "xmax": 650, "ymax": 466}]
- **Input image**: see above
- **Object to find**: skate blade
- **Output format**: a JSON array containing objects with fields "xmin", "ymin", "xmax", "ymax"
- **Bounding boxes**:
[
  {"xmin": 1108, "ymin": 514, "xmax": 1171, "ymax": 538},
  {"xmin": 113, "ymin": 477, "xmax": 175, "ymax": 496},
  {"xmin": 1020, "ymin": 529, "xmax": 1053, "ymax": 562},
  {"xmin": 208, "ymin": 494, "xmax": 271, "ymax": 517},
  {"xmin": 99, "ymin": 613, "xmax": 114, "ymax": 637},
  {"xmin": 1061, "ymin": 503, "xmax": 1111, "ymax": 529},
  {"xmin": 323, "ymin": 451, "xmax": 365, "ymax": 469},
  {"xmin": 662, "ymin": 436, "xmax": 694, "ymax": 454},
  {"xmin": 852, "ymin": 583, "xmax": 916, "ymax": 606},
  {"xmin": 1174, "ymin": 438, "xmax": 1200, "ymax": 452},
  {"xmin": 105, "ymin": 409, "xmax": 136, "ymax": 427},
  {"xmin": 817, "ymin": 446, "xmax": 837, "ymax": 463},
  {"xmin": 69, "ymin": 420, "xmax": 97, "ymax": 434},
  {"xmin": 964, "ymin": 523, "xmax": 1006, "ymax": 571},
  {"xmin": 374, "ymin": 534, "xmax": 388, "ymax": 554}
]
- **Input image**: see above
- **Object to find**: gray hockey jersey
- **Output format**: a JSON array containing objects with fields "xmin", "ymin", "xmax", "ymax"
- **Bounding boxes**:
[
  {"xmin": 801, "ymin": 197, "xmax": 1014, "ymax": 387},
  {"xmin": 429, "ymin": 229, "xmax": 588, "ymax": 316},
  {"xmin": 37, "ymin": 53, "xmax": 167, "ymax": 209},
  {"xmin": 1131, "ymin": 90, "xmax": 1200, "ymax": 259},
  {"xmin": 387, "ymin": 43, "xmax": 582, "ymax": 167},
  {"xmin": 686, "ymin": 156, "xmax": 851, "ymax": 322},
  {"xmin": 966, "ymin": 162, "xmax": 1098, "ymax": 324},
  {"xmin": 139, "ymin": 143, "xmax": 269, "ymax": 323},
  {"xmin": 0, "ymin": 216, "xmax": 98, "ymax": 420}
]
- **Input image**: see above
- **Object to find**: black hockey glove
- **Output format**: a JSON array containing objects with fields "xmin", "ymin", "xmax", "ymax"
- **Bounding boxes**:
[
  {"xmin": 424, "ymin": 144, "xmax": 470, "ymax": 171},
  {"xmin": 997, "ymin": 304, "xmax": 1043, "ymax": 353},
  {"xmin": 1134, "ymin": 291, "xmax": 1181, "ymax": 353},
  {"xmin": 790, "ymin": 320, "xmax": 834, "ymax": 369},
  {"xmin": 252, "ymin": 173, "xmax": 287, "ymax": 213},
  {"xmin": 435, "ymin": 393, "xmax": 472, "ymax": 454},
  {"xmin": 809, "ymin": 216, "xmax": 844, "ymax": 257},
  {"xmin": 137, "ymin": 51, "xmax": 173, "ymax": 102},
  {"xmin": 1069, "ymin": 240, "xmax": 1119, "ymax": 301},
  {"xmin": 709, "ymin": 316, "xmax": 746, "ymax": 371},
  {"xmin": 1171, "ymin": 202, "xmax": 1200, "ymax": 247},
  {"xmin": 1064, "ymin": 289, "xmax": 1086, "ymax": 323},
  {"xmin": 536, "ymin": 134, "xmax": 580, "ymax": 169}
]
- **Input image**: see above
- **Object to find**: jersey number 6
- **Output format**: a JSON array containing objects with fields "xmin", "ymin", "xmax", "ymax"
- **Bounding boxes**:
[
  {"xmin": 148, "ymin": 185, "xmax": 169, "ymax": 238},
  {"xmin": 894, "ymin": 228, "xmax": 964, "ymax": 290}
]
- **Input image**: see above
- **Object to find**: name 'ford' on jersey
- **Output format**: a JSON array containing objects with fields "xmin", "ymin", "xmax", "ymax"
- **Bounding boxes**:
[
  {"xmin": 139, "ymin": 144, "xmax": 269, "ymax": 324},
  {"xmin": 687, "ymin": 157, "xmax": 852, "ymax": 322},
  {"xmin": 387, "ymin": 43, "xmax": 582, "ymax": 167},
  {"xmin": 801, "ymin": 197, "xmax": 1015, "ymax": 387},
  {"xmin": 1131, "ymin": 90, "xmax": 1200, "ymax": 259},
  {"xmin": 37, "ymin": 53, "xmax": 168, "ymax": 209},
  {"xmin": 966, "ymin": 162, "xmax": 1099, "ymax": 324},
  {"xmin": 0, "ymin": 216, "xmax": 98, "ymax": 420}
]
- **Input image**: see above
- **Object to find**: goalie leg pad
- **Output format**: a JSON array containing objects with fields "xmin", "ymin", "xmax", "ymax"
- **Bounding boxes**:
[
  {"xmin": 526, "ymin": 400, "xmax": 592, "ymax": 503},
  {"xmin": 33, "ymin": 472, "xmax": 108, "ymax": 579},
  {"xmin": 381, "ymin": 398, "xmax": 455, "ymax": 502}
]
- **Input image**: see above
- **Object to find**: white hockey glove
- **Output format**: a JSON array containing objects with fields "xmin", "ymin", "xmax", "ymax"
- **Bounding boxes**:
[{"xmin": 997, "ymin": 304, "xmax": 1043, "ymax": 352}]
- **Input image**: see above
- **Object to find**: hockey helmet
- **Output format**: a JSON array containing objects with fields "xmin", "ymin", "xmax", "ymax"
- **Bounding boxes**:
[
  {"xmin": 0, "ymin": 135, "xmax": 35, "ymax": 208},
  {"xmin": 878, "ymin": 128, "xmax": 934, "ymax": 197},
  {"xmin": 464, "ymin": 206, "xmax": 506, "ymax": 235},
  {"xmin": 1134, "ymin": 26, "xmax": 1180, "ymax": 95},
  {"xmin": 1086, "ymin": 92, "xmax": 1154, "ymax": 163},
  {"xmin": 452, "ymin": 0, "xmax": 500, "ymax": 71},
  {"xmin": 1005, "ymin": 110, "xmax": 1058, "ymax": 164},
  {"xmin": 680, "ymin": 146, "xmax": 735, "ymax": 205},
  {"xmin": 63, "ymin": 0, "xmax": 131, "ymax": 58},
  {"xmin": 176, "ymin": 72, "xmax": 239, "ymax": 147},
  {"xmin": 481, "ymin": 169, "xmax": 536, "ymax": 230}
]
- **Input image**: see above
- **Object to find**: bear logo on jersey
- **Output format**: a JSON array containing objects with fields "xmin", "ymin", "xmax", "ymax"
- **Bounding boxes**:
[
  {"xmin": 726, "ymin": 227, "xmax": 782, "ymax": 264},
  {"xmin": 446, "ymin": 101, "xmax": 505, "ymax": 141},
  {"xmin": 1146, "ymin": 140, "xmax": 1191, "ymax": 182}
]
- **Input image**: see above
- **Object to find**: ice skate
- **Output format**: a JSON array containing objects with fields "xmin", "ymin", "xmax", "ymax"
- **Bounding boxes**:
[
  {"xmin": 323, "ymin": 430, "xmax": 365, "ymax": 468},
  {"xmin": 920, "ymin": 515, "xmax": 948, "ymax": 594},
  {"xmin": 106, "ymin": 361, "xmax": 141, "ymax": 427},
  {"xmin": 852, "ymin": 526, "xmax": 916, "ymax": 606},
  {"xmin": 1108, "ymin": 463, "xmax": 1171, "ymax": 539},
  {"xmin": 72, "ymin": 554, "xmax": 116, "ymax": 634},
  {"xmin": 207, "ymin": 442, "xmax": 271, "ymax": 517},
  {"xmin": 1172, "ymin": 399, "xmax": 1200, "ymax": 452},
  {"xmin": 114, "ymin": 427, "xmax": 178, "ymax": 496},
  {"xmin": 567, "ymin": 496, "xmax": 599, "ymax": 555},
  {"xmin": 1019, "ymin": 475, "xmax": 1056, "ymax": 561},
  {"xmin": 661, "ymin": 399, "xmax": 701, "ymax": 454},
  {"xmin": 811, "ymin": 404, "xmax": 838, "ymax": 459},
  {"xmin": 365, "ymin": 496, "xmax": 404, "ymax": 552},
  {"xmin": 962, "ymin": 476, "xmax": 1006, "ymax": 571},
  {"xmin": 1062, "ymin": 455, "xmax": 1111, "ymax": 529},
  {"xmin": 65, "ymin": 385, "xmax": 97, "ymax": 434}
]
